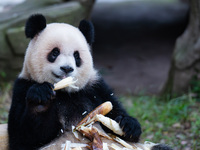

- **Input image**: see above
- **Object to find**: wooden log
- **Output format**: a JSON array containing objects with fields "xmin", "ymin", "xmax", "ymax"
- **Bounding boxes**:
[{"xmin": 0, "ymin": 124, "xmax": 8, "ymax": 150}]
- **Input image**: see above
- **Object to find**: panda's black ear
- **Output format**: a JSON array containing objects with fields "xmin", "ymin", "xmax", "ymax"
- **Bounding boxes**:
[
  {"xmin": 79, "ymin": 20, "xmax": 94, "ymax": 45},
  {"xmin": 25, "ymin": 14, "xmax": 46, "ymax": 39}
]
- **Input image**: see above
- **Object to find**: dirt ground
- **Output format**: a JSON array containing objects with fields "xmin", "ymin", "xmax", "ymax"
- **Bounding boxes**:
[{"xmin": 91, "ymin": 1, "xmax": 189, "ymax": 95}]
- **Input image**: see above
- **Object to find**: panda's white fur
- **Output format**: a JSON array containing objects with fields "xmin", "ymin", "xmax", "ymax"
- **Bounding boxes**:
[{"xmin": 19, "ymin": 23, "xmax": 99, "ymax": 92}]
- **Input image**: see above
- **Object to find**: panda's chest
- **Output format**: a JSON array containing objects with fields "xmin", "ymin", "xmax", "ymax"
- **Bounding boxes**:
[{"xmin": 55, "ymin": 92, "xmax": 95, "ymax": 130}]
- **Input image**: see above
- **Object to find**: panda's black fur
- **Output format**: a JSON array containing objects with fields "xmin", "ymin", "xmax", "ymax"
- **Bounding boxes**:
[
  {"xmin": 151, "ymin": 144, "xmax": 173, "ymax": 150},
  {"xmin": 25, "ymin": 14, "xmax": 46, "ymax": 39},
  {"xmin": 78, "ymin": 20, "xmax": 95, "ymax": 45},
  {"xmin": 8, "ymin": 14, "xmax": 142, "ymax": 150},
  {"xmin": 9, "ymin": 77, "xmax": 143, "ymax": 150}
]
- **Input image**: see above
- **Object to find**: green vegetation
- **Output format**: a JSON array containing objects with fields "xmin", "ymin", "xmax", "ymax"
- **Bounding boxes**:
[
  {"xmin": 0, "ymin": 71, "xmax": 7, "ymax": 79},
  {"xmin": 0, "ymin": 82, "xmax": 12, "ymax": 124},
  {"xmin": 190, "ymin": 75, "xmax": 200, "ymax": 101},
  {"xmin": 120, "ymin": 94, "xmax": 200, "ymax": 149}
]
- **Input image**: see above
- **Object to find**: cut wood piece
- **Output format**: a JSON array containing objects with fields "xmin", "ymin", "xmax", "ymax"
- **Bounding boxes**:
[{"xmin": 0, "ymin": 124, "xmax": 8, "ymax": 150}]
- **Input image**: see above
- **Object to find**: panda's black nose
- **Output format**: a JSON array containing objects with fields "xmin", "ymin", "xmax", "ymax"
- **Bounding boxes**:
[{"xmin": 60, "ymin": 66, "xmax": 74, "ymax": 74}]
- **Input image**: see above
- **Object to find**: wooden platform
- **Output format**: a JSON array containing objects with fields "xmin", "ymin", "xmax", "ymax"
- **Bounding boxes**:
[{"xmin": 0, "ymin": 124, "xmax": 8, "ymax": 150}]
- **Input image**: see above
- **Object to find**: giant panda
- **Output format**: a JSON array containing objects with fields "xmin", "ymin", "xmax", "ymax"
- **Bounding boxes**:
[{"xmin": 8, "ymin": 14, "xmax": 171, "ymax": 150}]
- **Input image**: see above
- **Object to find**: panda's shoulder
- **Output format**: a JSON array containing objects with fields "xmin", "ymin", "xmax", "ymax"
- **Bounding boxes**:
[
  {"xmin": 92, "ymin": 77, "xmax": 113, "ymax": 93},
  {"xmin": 14, "ymin": 77, "xmax": 36, "ymax": 86},
  {"xmin": 13, "ymin": 78, "xmax": 36, "ymax": 96},
  {"xmin": 82, "ymin": 77, "xmax": 114, "ymax": 100}
]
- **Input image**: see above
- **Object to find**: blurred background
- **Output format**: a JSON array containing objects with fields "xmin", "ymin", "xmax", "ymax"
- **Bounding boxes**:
[{"xmin": 0, "ymin": 0, "xmax": 199, "ymax": 149}]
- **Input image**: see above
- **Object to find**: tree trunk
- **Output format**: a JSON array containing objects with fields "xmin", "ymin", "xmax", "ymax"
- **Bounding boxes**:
[{"xmin": 162, "ymin": 0, "xmax": 200, "ymax": 95}]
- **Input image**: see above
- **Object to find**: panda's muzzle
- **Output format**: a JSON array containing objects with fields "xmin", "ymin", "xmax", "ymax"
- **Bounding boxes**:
[
  {"xmin": 60, "ymin": 66, "xmax": 74, "ymax": 74},
  {"xmin": 52, "ymin": 66, "xmax": 74, "ymax": 79}
]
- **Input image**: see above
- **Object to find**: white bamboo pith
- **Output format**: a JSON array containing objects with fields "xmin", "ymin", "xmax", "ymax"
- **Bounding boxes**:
[
  {"xmin": 95, "ymin": 114, "xmax": 124, "ymax": 136},
  {"xmin": 53, "ymin": 77, "xmax": 78, "ymax": 90}
]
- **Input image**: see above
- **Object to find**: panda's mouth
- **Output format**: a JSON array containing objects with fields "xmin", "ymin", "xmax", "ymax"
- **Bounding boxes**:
[{"xmin": 52, "ymin": 72, "xmax": 67, "ymax": 80}]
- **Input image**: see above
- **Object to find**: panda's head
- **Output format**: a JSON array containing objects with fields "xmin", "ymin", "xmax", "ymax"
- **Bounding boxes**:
[{"xmin": 19, "ymin": 14, "xmax": 99, "ymax": 92}]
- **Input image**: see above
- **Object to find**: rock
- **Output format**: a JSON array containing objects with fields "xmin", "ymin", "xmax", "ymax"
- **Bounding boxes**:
[
  {"xmin": 0, "ymin": 31, "xmax": 12, "ymax": 59},
  {"xmin": 6, "ymin": 27, "xmax": 30, "ymax": 55},
  {"xmin": 0, "ymin": 0, "xmax": 64, "ymax": 22}
]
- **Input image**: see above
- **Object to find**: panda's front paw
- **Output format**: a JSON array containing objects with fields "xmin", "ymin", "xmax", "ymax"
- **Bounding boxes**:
[
  {"xmin": 26, "ymin": 82, "xmax": 55, "ymax": 106},
  {"xmin": 115, "ymin": 115, "xmax": 142, "ymax": 142}
]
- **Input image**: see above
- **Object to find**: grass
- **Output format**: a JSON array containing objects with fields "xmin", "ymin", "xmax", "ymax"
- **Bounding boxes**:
[
  {"xmin": 0, "ymin": 82, "xmax": 200, "ymax": 149},
  {"xmin": 120, "ymin": 94, "xmax": 200, "ymax": 150}
]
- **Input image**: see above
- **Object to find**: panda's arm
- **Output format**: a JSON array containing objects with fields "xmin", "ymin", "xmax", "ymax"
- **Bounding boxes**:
[
  {"xmin": 93, "ymin": 79, "xmax": 129, "ymax": 117},
  {"xmin": 8, "ymin": 78, "xmax": 61, "ymax": 150},
  {"xmin": 94, "ymin": 78, "xmax": 142, "ymax": 142}
]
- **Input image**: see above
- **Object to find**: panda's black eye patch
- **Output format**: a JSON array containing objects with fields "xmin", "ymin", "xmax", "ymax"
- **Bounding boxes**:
[
  {"xmin": 73, "ymin": 51, "xmax": 82, "ymax": 67},
  {"xmin": 47, "ymin": 47, "xmax": 60, "ymax": 63}
]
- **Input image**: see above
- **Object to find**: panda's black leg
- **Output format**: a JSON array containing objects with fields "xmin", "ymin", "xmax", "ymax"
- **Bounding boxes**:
[{"xmin": 151, "ymin": 144, "xmax": 173, "ymax": 150}]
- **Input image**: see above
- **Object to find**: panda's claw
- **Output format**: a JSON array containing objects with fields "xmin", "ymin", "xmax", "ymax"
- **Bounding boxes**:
[
  {"xmin": 115, "ymin": 115, "xmax": 142, "ymax": 143},
  {"xmin": 26, "ymin": 82, "xmax": 55, "ymax": 106}
]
